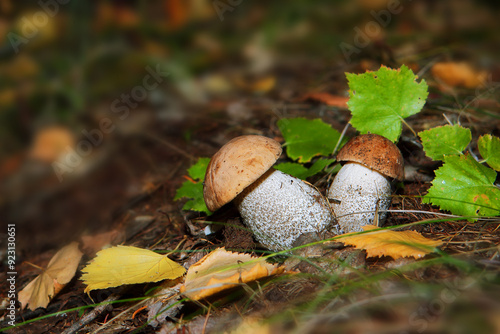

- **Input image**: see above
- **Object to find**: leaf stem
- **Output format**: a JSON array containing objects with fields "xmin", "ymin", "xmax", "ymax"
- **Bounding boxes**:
[
  {"xmin": 332, "ymin": 121, "xmax": 350, "ymax": 155},
  {"xmin": 401, "ymin": 118, "xmax": 417, "ymax": 137}
]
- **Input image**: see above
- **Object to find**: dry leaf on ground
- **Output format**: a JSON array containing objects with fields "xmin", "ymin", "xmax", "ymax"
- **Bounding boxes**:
[
  {"xmin": 146, "ymin": 283, "xmax": 183, "ymax": 328},
  {"xmin": 431, "ymin": 61, "xmax": 488, "ymax": 89},
  {"xmin": 18, "ymin": 242, "xmax": 83, "ymax": 310},
  {"xmin": 298, "ymin": 92, "xmax": 349, "ymax": 108},
  {"xmin": 81, "ymin": 245, "xmax": 185, "ymax": 293},
  {"xmin": 180, "ymin": 248, "xmax": 284, "ymax": 301},
  {"xmin": 28, "ymin": 126, "xmax": 75, "ymax": 163},
  {"xmin": 338, "ymin": 225, "xmax": 442, "ymax": 259}
]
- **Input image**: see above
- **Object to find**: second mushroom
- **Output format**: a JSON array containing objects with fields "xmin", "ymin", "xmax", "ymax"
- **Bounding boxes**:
[
  {"xmin": 203, "ymin": 135, "xmax": 338, "ymax": 251},
  {"xmin": 328, "ymin": 134, "xmax": 404, "ymax": 233}
]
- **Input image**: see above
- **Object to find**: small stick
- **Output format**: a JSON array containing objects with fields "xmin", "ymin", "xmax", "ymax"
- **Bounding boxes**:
[
  {"xmin": 332, "ymin": 122, "xmax": 350, "ymax": 156},
  {"xmin": 61, "ymin": 293, "xmax": 121, "ymax": 334},
  {"xmin": 201, "ymin": 305, "xmax": 212, "ymax": 334}
]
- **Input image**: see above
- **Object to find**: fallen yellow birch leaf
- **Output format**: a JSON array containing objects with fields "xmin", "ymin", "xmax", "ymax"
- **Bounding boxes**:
[
  {"xmin": 180, "ymin": 248, "xmax": 284, "ymax": 301},
  {"xmin": 81, "ymin": 245, "xmax": 186, "ymax": 293},
  {"xmin": 338, "ymin": 225, "xmax": 442, "ymax": 259},
  {"xmin": 18, "ymin": 242, "xmax": 83, "ymax": 310}
]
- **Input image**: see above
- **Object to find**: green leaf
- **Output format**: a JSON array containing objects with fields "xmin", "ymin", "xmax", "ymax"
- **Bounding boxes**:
[
  {"xmin": 275, "ymin": 158, "xmax": 335, "ymax": 180},
  {"xmin": 419, "ymin": 125, "xmax": 471, "ymax": 160},
  {"xmin": 175, "ymin": 181, "xmax": 210, "ymax": 214},
  {"xmin": 423, "ymin": 154, "xmax": 500, "ymax": 218},
  {"xmin": 478, "ymin": 134, "xmax": 500, "ymax": 171},
  {"xmin": 174, "ymin": 158, "xmax": 211, "ymax": 214},
  {"xmin": 347, "ymin": 65, "xmax": 428, "ymax": 142},
  {"xmin": 187, "ymin": 157, "xmax": 211, "ymax": 180},
  {"xmin": 277, "ymin": 118, "xmax": 342, "ymax": 163}
]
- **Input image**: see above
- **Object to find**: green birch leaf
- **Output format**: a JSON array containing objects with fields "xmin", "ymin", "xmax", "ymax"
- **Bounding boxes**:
[
  {"xmin": 423, "ymin": 154, "xmax": 500, "ymax": 218},
  {"xmin": 419, "ymin": 125, "xmax": 471, "ymax": 160},
  {"xmin": 187, "ymin": 157, "xmax": 211, "ymax": 179},
  {"xmin": 347, "ymin": 65, "xmax": 428, "ymax": 142},
  {"xmin": 478, "ymin": 134, "xmax": 500, "ymax": 171},
  {"xmin": 275, "ymin": 158, "xmax": 335, "ymax": 180},
  {"xmin": 174, "ymin": 158, "xmax": 211, "ymax": 214},
  {"xmin": 278, "ymin": 118, "xmax": 342, "ymax": 163}
]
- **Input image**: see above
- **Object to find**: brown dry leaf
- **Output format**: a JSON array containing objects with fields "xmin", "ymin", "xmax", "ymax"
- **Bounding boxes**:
[
  {"xmin": 431, "ymin": 61, "xmax": 488, "ymax": 89},
  {"xmin": 146, "ymin": 283, "xmax": 183, "ymax": 328},
  {"xmin": 339, "ymin": 225, "xmax": 442, "ymax": 259},
  {"xmin": 18, "ymin": 242, "xmax": 83, "ymax": 310},
  {"xmin": 180, "ymin": 248, "xmax": 284, "ymax": 301},
  {"xmin": 298, "ymin": 92, "xmax": 349, "ymax": 108}
]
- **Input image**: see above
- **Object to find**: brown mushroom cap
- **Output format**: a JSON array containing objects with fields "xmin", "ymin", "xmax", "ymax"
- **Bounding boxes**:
[
  {"xmin": 336, "ymin": 134, "xmax": 404, "ymax": 180},
  {"xmin": 203, "ymin": 135, "xmax": 282, "ymax": 212}
]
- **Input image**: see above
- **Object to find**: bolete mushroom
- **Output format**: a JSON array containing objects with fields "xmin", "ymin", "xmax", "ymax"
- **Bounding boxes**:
[
  {"xmin": 327, "ymin": 134, "xmax": 404, "ymax": 233},
  {"xmin": 204, "ymin": 135, "xmax": 336, "ymax": 251}
]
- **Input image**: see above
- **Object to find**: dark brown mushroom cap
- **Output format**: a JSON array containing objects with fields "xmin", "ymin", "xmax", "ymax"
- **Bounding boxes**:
[
  {"xmin": 336, "ymin": 134, "xmax": 404, "ymax": 180},
  {"xmin": 203, "ymin": 135, "xmax": 282, "ymax": 212}
]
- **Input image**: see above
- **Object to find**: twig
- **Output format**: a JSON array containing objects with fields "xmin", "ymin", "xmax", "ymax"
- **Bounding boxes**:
[
  {"xmin": 401, "ymin": 118, "xmax": 417, "ymax": 137},
  {"xmin": 91, "ymin": 298, "xmax": 149, "ymax": 334},
  {"xmin": 202, "ymin": 305, "xmax": 212, "ymax": 334},
  {"xmin": 61, "ymin": 293, "xmax": 121, "ymax": 334},
  {"xmin": 332, "ymin": 121, "xmax": 350, "ymax": 156}
]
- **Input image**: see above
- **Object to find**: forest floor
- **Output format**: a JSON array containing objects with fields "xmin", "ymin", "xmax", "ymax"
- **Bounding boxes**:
[{"xmin": 1, "ymin": 1, "xmax": 500, "ymax": 333}]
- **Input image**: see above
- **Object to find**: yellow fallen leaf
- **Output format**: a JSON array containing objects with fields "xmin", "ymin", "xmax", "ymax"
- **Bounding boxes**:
[
  {"xmin": 81, "ymin": 245, "xmax": 186, "ymax": 293},
  {"xmin": 18, "ymin": 242, "xmax": 83, "ymax": 310},
  {"xmin": 338, "ymin": 225, "xmax": 442, "ymax": 259},
  {"xmin": 180, "ymin": 248, "xmax": 284, "ymax": 301}
]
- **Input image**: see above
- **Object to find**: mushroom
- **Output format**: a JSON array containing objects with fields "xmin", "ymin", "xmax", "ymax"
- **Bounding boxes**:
[
  {"xmin": 327, "ymin": 134, "xmax": 404, "ymax": 233},
  {"xmin": 204, "ymin": 135, "xmax": 336, "ymax": 251}
]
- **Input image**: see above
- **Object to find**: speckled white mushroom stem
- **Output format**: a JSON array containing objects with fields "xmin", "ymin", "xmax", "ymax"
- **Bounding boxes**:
[
  {"xmin": 235, "ymin": 169, "xmax": 336, "ymax": 251},
  {"xmin": 328, "ymin": 163, "xmax": 391, "ymax": 233}
]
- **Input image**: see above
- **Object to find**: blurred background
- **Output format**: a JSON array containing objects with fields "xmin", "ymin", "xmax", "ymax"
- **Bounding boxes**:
[{"xmin": 1, "ymin": 0, "xmax": 499, "ymax": 256}]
